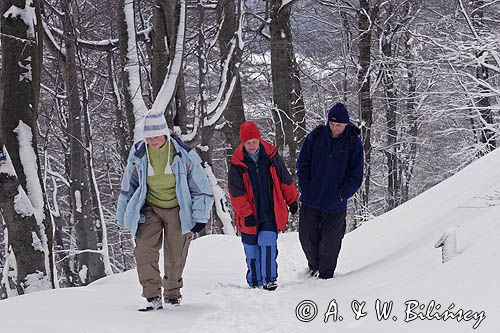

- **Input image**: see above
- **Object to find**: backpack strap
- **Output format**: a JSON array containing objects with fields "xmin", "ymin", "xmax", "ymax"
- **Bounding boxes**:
[
  {"xmin": 311, "ymin": 124, "xmax": 323, "ymax": 142},
  {"xmin": 348, "ymin": 133, "xmax": 356, "ymax": 152}
]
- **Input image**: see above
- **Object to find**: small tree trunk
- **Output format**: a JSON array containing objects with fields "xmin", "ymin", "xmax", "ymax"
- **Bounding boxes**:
[
  {"xmin": 174, "ymin": 71, "xmax": 188, "ymax": 132},
  {"xmin": 152, "ymin": 0, "xmax": 169, "ymax": 103},
  {"xmin": 401, "ymin": 32, "xmax": 418, "ymax": 203},
  {"xmin": 356, "ymin": 0, "xmax": 379, "ymax": 222},
  {"xmin": 470, "ymin": 0, "xmax": 496, "ymax": 154},
  {"xmin": 81, "ymin": 80, "xmax": 113, "ymax": 277},
  {"xmin": 380, "ymin": 25, "xmax": 399, "ymax": 211},
  {"xmin": 269, "ymin": 0, "xmax": 304, "ymax": 175},
  {"xmin": 217, "ymin": 0, "xmax": 246, "ymax": 155},
  {"xmin": 107, "ymin": 52, "xmax": 129, "ymax": 167},
  {"xmin": 162, "ymin": 0, "xmax": 182, "ymax": 126},
  {"xmin": 61, "ymin": 0, "xmax": 105, "ymax": 285},
  {"xmin": 117, "ymin": 0, "xmax": 149, "ymax": 141}
]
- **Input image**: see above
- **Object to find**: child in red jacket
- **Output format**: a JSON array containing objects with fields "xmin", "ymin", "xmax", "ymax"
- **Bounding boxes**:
[{"xmin": 228, "ymin": 122, "xmax": 298, "ymax": 290}]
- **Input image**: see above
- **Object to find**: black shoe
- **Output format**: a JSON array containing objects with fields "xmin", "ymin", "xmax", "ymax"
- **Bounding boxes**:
[
  {"xmin": 164, "ymin": 296, "xmax": 182, "ymax": 306},
  {"xmin": 263, "ymin": 281, "xmax": 278, "ymax": 291},
  {"xmin": 138, "ymin": 296, "xmax": 163, "ymax": 311}
]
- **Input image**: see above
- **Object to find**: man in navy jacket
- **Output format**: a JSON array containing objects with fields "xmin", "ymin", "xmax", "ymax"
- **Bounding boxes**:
[{"xmin": 296, "ymin": 102, "xmax": 364, "ymax": 279}]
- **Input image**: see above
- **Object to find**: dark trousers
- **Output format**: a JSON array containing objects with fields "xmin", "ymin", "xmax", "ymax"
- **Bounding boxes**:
[{"xmin": 298, "ymin": 203, "xmax": 346, "ymax": 279}]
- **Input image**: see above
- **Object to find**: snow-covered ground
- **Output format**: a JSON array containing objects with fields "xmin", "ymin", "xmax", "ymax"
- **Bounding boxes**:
[{"xmin": 1, "ymin": 148, "xmax": 500, "ymax": 332}]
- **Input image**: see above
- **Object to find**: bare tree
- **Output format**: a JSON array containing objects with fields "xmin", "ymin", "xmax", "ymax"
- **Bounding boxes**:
[
  {"xmin": 356, "ymin": 0, "xmax": 380, "ymax": 221},
  {"xmin": 59, "ymin": 0, "xmax": 106, "ymax": 284},
  {"xmin": 218, "ymin": 0, "xmax": 246, "ymax": 154},
  {"xmin": 269, "ymin": 0, "xmax": 306, "ymax": 175},
  {"xmin": 467, "ymin": 0, "xmax": 496, "ymax": 154},
  {"xmin": 0, "ymin": 0, "xmax": 55, "ymax": 296},
  {"xmin": 377, "ymin": 0, "xmax": 418, "ymax": 210}
]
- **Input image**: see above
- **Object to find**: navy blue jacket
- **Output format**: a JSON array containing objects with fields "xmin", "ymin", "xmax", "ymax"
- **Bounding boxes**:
[
  {"xmin": 296, "ymin": 123, "xmax": 364, "ymax": 213},
  {"xmin": 243, "ymin": 147, "xmax": 276, "ymax": 230}
]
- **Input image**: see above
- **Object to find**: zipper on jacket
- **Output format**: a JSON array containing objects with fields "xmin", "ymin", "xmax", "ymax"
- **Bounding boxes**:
[{"xmin": 255, "ymin": 159, "xmax": 262, "ymax": 221}]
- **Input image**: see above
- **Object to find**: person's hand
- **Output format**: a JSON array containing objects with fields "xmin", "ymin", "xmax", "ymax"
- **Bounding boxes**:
[
  {"xmin": 244, "ymin": 215, "xmax": 257, "ymax": 227},
  {"xmin": 191, "ymin": 222, "xmax": 206, "ymax": 233},
  {"xmin": 288, "ymin": 201, "xmax": 298, "ymax": 215}
]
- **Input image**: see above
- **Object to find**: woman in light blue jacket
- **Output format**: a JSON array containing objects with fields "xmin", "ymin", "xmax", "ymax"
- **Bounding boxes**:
[{"xmin": 116, "ymin": 112, "xmax": 214, "ymax": 311}]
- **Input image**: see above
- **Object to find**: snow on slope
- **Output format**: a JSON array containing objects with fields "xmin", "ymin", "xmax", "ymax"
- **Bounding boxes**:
[{"xmin": 1, "ymin": 149, "xmax": 500, "ymax": 333}]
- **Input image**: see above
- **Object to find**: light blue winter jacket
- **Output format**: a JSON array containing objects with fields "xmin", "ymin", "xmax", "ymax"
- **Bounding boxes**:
[{"xmin": 116, "ymin": 136, "xmax": 214, "ymax": 235}]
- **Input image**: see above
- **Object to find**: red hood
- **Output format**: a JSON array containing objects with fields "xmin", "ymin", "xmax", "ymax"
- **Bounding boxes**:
[{"xmin": 230, "ymin": 140, "xmax": 278, "ymax": 168}]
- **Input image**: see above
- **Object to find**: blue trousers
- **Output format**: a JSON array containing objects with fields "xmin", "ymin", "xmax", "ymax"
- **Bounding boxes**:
[{"xmin": 241, "ymin": 231, "xmax": 278, "ymax": 287}]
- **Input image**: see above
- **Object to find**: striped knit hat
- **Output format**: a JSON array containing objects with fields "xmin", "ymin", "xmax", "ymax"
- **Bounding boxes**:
[
  {"xmin": 143, "ymin": 111, "xmax": 170, "ymax": 138},
  {"xmin": 143, "ymin": 110, "xmax": 172, "ymax": 175}
]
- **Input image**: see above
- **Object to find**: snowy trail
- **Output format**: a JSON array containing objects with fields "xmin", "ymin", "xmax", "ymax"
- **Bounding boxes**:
[{"xmin": 1, "ymin": 149, "xmax": 500, "ymax": 332}]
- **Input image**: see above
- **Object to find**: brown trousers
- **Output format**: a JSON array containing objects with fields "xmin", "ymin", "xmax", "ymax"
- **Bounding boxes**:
[{"xmin": 135, "ymin": 204, "xmax": 192, "ymax": 299}]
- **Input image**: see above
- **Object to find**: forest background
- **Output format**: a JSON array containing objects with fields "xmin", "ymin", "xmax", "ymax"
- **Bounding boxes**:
[{"xmin": 0, "ymin": 0, "xmax": 498, "ymax": 297}]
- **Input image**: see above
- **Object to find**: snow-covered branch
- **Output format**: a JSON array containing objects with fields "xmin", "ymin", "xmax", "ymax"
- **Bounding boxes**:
[
  {"xmin": 203, "ymin": 164, "xmax": 235, "ymax": 235},
  {"xmin": 150, "ymin": 0, "xmax": 187, "ymax": 114}
]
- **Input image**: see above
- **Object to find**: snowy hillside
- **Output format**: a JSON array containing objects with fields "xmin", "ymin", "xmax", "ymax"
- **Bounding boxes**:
[{"xmin": 1, "ymin": 149, "xmax": 500, "ymax": 332}]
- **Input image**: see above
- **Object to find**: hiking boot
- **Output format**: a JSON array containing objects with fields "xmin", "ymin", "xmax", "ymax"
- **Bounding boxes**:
[
  {"xmin": 138, "ymin": 296, "xmax": 163, "ymax": 312},
  {"xmin": 164, "ymin": 296, "xmax": 182, "ymax": 306},
  {"xmin": 250, "ymin": 285, "xmax": 263, "ymax": 289},
  {"xmin": 263, "ymin": 281, "xmax": 278, "ymax": 291}
]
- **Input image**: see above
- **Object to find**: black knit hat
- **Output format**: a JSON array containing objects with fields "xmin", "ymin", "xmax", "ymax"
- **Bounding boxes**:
[{"xmin": 328, "ymin": 102, "xmax": 349, "ymax": 124}]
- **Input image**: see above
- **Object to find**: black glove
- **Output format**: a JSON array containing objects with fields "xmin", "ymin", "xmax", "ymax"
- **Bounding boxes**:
[
  {"xmin": 191, "ymin": 222, "xmax": 206, "ymax": 233},
  {"xmin": 244, "ymin": 215, "xmax": 257, "ymax": 227},
  {"xmin": 288, "ymin": 201, "xmax": 298, "ymax": 215}
]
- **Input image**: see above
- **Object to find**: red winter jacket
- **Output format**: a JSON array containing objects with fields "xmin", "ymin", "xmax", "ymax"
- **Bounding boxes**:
[{"xmin": 228, "ymin": 140, "xmax": 299, "ymax": 235}]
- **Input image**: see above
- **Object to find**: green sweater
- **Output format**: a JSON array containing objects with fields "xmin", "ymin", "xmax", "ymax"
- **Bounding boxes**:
[{"xmin": 146, "ymin": 141, "xmax": 179, "ymax": 208}]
